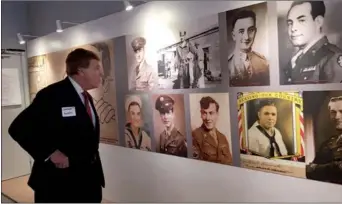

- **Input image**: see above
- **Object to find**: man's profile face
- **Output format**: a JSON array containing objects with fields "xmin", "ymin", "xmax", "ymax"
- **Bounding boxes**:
[
  {"xmin": 160, "ymin": 110, "xmax": 174, "ymax": 128},
  {"xmin": 258, "ymin": 105, "xmax": 277, "ymax": 130},
  {"xmin": 329, "ymin": 100, "xmax": 342, "ymax": 130},
  {"xmin": 134, "ymin": 48, "xmax": 145, "ymax": 64},
  {"xmin": 80, "ymin": 59, "xmax": 104, "ymax": 90},
  {"xmin": 232, "ymin": 17, "xmax": 256, "ymax": 52},
  {"xmin": 201, "ymin": 103, "xmax": 218, "ymax": 130},
  {"xmin": 287, "ymin": 3, "xmax": 321, "ymax": 48}
]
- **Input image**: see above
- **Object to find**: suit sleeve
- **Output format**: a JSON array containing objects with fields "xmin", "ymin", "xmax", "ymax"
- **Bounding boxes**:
[{"xmin": 8, "ymin": 89, "xmax": 57, "ymax": 162}]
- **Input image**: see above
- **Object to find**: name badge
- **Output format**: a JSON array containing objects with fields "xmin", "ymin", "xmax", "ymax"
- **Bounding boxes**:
[
  {"xmin": 302, "ymin": 66, "xmax": 316, "ymax": 72},
  {"xmin": 62, "ymin": 107, "xmax": 76, "ymax": 117}
]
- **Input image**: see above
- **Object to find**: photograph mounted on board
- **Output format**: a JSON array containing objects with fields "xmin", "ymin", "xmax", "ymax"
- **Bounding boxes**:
[
  {"xmin": 237, "ymin": 92, "xmax": 306, "ymax": 178},
  {"xmin": 189, "ymin": 93, "xmax": 232, "ymax": 165},
  {"xmin": 126, "ymin": 35, "xmax": 159, "ymax": 91},
  {"xmin": 152, "ymin": 94, "xmax": 187, "ymax": 157},
  {"xmin": 156, "ymin": 14, "xmax": 222, "ymax": 89},
  {"xmin": 225, "ymin": 2, "xmax": 270, "ymax": 87},
  {"xmin": 303, "ymin": 91, "xmax": 342, "ymax": 185},
  {"xmin": 124, "ymin": 94, "xmax": 153, "ymax": 152},
  {"xmin": 27, "ymin": 39, "xmax": 119, "ymax": 145},
  {"xmin": 278, "ymin": 1, "xmax": 342, "ymax": 85}
]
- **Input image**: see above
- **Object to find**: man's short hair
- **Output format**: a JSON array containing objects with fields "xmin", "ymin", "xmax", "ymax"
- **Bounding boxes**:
[
  {"xmin": 66, "ymin": 48, "xmax": 100, "ymax": 76},
  {"xmin": 231, "ymin": 10, "xmax": 256, "ymax": 29},
  {"xmin": 258, "ymin": 99, "xmax": 276, "ymax": 111},
  {"xmin": 328, "ymin": 96, "xmax": 342, "ymax": 110},
  {"xmin": 200, "ymin": 96, "xmax": 219, "ymax": 112},
  {"xmin": 128, "ymin": 101, "xmax": 141, "ymax": 112},
  {"xmin": 289, "ymin": 1, "xmax": 325, "ymax": 19}
]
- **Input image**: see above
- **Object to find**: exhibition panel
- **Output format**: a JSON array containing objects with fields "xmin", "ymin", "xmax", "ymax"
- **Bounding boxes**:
[{"xmin": 25, "ymin": 0, "xmax": 342, "ymax": 202}]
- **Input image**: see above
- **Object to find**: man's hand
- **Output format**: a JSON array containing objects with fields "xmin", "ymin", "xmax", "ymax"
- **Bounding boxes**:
[{"xmin": 50, "ymin": 150, "xmax": 69, "ymax": 169}]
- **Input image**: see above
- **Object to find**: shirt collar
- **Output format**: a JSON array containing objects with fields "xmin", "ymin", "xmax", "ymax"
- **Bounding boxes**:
[{"xmin": 68, "ymin": 76, "xmax": 84, "ymax": 95}]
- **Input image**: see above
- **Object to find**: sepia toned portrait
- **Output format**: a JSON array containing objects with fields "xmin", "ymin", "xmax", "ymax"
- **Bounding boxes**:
[
  {"xmin": 278, "ymin": 1, "xmax": 342, "ymax": 85},
  {"xmin": 237, "ymin": 92, "xmax": 306, "ymax": 178},
  {"xmin": 152, "ymin": 94, "xmax": 187, "ymax": 157},
  {"xmin": 303, "ymin": 91, "xmax": 342, "ymax": 185},
  {"xmin": 124, "ymin": 94, "xmax": 152, "ymax": 151},
  {"xmin": 189, "ymin": 93, "xmax": 232, "ymax": 165},
  {"xmin": 126, "ymin": 35, "xmax": 158, "ymax": 91},
  {"xmin": 27, "ymin": 39, "xmax": 119, "ymax": 145},
  {"xmin": 226, "ymin": 2, "xmax": 270, "ymax": 87},
  {"xmin": 156, "ymin": 14, "xmax": 222, "ymax": 89}
]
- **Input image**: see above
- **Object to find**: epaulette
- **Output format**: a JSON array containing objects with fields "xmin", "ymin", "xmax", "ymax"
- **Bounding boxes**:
[
  {"xmin": 324, "ymin": 42, "xmax": 342, "ymax": 54},
  {"xmin": 252, "ymin": 51, "xmax": 266, "ymax": 60}
]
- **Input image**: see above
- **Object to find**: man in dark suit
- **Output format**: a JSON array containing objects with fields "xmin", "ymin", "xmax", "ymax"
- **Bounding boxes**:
[{"xmin": 8, "ymin": 48, "xmax": 105, "ymax": 203}]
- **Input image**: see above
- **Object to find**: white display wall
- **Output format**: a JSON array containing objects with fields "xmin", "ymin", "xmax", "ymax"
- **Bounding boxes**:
[{"xmin": 26, "ymin": 1, "xmax": 342, "ymax": 202}]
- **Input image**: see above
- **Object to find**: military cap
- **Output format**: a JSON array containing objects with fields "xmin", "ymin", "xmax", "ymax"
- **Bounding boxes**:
[
  {"xmin": 155, "ymin": 95, "xmax": 175, "ymax": 113},
  {"xmin": 131, "ymin": 37, "xmax": 146, "ymax": 52}
]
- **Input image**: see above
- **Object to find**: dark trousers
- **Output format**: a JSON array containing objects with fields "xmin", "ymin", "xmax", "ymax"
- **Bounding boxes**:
[{"xmin": 34, "ymin": 183, "xmax": 102, "ymax": 203}]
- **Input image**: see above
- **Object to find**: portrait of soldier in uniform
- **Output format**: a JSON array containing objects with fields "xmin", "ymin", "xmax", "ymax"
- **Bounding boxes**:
[
  {"xmin": 128, "ymin": 36, "xmax": 158, "ymax": 91},
  {"xmin": 124, "ymin": 95, "xmax": 151, "ymax": 151},
  {"xmin": 226, "ymin": 3, "xmax": 270, "ymax": 87},
  {"xmin": 154, "ymin": 95, "xmax": 187, "ymax": 157},
  {"xmin": 191, "ymin": 95, "xmax": 232, "ymax": 165},
  {"xmin": 306, "ymin": 95, "xmax": 342, "ymax": 185},
  {"xmin": 279, "ymin": 1, "xmax": 342, "ymax": 84},
  {"xmin": 247, "ymin": 100, "xmax": 288, "ymax": 158}
]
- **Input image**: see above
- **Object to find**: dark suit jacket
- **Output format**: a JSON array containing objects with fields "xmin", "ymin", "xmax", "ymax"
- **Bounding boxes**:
[{"xmin": 8, "ymin": 77, "xmax": 105, "ymax": 191}]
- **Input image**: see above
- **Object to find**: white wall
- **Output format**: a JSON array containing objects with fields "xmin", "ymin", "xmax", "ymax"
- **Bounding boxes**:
[{"xmin": 27, "ymin": 1, "xmax": 342, "ymax": 202}]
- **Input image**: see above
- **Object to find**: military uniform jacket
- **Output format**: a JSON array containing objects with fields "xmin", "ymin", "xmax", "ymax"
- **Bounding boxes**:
[
  {"xmin": 306, "ymin": 134, "xmax": 342, "ymax": 184},
  {"xmin": 130, "ymin": 61, "xmax": 157, "ymax": 90},
  {"xmin": 284, "ymin": 36, "xmax": 342, "ymax": 84},
  {"xmin": 192, "ymin": 125, "xmax": 232, "ymax": 165},
  {"xmin": 160, "ymin": 127, "xmax": 187, "ymax": 157},
  {"xmin": 125, "ymin": 123, "xmax": 152, "ymax": 151},
  {"xmin": 228, "ymin": 50, "xmax": 269, "ymax": 86}
]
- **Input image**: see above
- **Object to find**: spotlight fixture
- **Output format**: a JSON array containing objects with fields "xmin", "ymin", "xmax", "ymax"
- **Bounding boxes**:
[
  {"xmin": 124, "ymin": 1, "xmax": 133, "ymax": 11},
  {"xmin": 17, "ymin": 33, "xmax": 38, "ymax": 45},
  {"xmin": 56, "ymin": 20, "xmax": 79, "ymax": 33}
]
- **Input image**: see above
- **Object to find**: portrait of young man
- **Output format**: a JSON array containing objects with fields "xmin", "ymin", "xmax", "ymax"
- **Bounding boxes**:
[
  {"xmin": 8, "ymin": 48, "xmax": 105, "ymax": 202},
  {"xmin": 153, "ymin": 94, "xmax": 187, "ymax": 157},
  {"xmin": 226, "ymin": 3, "xmax": 270, "ymax": 87},
  {"xmin": 279, "ymin": 1, "xmax": 342, "ymax": 84},
  {"xmin": 190, "ymin": 94, "xmax": 232, "ymax": 165},
  {"xmin": 124, "ymin": 95, "xmax": 152, "ymax": 151},
  {"xmin": 127, "ymin": 36, "xmax": 158, "ymax": 91}
]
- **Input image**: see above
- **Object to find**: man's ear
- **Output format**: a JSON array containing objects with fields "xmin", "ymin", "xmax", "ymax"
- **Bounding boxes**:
[
  {"xmin": 231, "ymin": 30, "xmax": 236, "ymax": 41},
  {"xmin": 257, "ymin": 111, "xmax": 261, "ymax": 119},
  {"xmin": 314, "ymin": 16, "xmax": 324, "ymax": 32}
]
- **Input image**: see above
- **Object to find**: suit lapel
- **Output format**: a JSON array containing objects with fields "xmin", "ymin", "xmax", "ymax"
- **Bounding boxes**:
[{"xmin": 63, "ymin": 78, "xmax": 96, "ymax": 133}]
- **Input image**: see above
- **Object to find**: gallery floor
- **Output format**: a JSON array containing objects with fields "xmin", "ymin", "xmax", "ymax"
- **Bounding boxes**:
[{"xmin": 1, "ymin": 175, "xmax": 111, "ymax": 203}]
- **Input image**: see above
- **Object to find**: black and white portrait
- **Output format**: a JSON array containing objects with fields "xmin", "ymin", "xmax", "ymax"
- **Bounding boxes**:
[
  {"xmin": 278, "ymin": 0, "xmax": 342, "ymax": 85},
  {"xmin": 156, "ymin": 14, "xmax": 221, "ymax": 89},
  {"xmin": 226, "ymin": 2, "xmax": 270, "ymax": 87}
]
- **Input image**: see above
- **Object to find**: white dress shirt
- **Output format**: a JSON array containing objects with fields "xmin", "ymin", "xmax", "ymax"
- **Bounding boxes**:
[
  {"xmin": 68, "ymin": 76, "xmax": 96, "ymax": 127},
  {"xmin": 247, "ymin": 121, "xmax": 288, "ymax": 157}
]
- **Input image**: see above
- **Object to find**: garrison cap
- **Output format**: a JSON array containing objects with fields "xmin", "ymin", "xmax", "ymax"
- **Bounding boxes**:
[
  {"xmin": 155, "ymin": 95, "xmax": 174, "ymax": 113},
  {"xmin": 131, "ymin": 37, "xmax": 146, "ymax": 52}
]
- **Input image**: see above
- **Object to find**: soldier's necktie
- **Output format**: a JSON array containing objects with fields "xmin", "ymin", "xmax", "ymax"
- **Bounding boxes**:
[
  {"xmin": 291, "ymin": 49, "xmax": 303, "ymax": 69},
  {"xmin": 82, "ymin": 91, "xmax": 93, "ymax": 120}
]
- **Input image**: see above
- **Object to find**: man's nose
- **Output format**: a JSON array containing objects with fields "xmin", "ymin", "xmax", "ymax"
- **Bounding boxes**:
[{"xmin": 242, "ymin": 31, "xmax": 249, "ymax": 40}]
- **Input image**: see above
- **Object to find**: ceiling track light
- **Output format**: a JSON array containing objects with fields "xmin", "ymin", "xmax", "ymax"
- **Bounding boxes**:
[
  {"xmin": 56, "ymin": 20, "xmax": 79, "ymax": 33},
  {"xmin": 17, "ymin": 33, "xmax": 38, "ymax": 45},
  {"xmin": 124, "ymin": 1, "xmax": 133, "ymax": 11}
]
